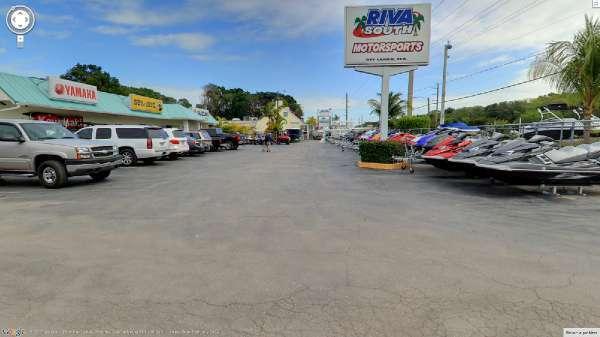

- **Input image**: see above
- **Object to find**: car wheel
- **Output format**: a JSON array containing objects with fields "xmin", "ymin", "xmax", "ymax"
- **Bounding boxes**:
[
  {"xmin": 90, "ymin": 170, "xmax": 111, "ymax": 182},
  {"xmin": 38, "ymin": 160, "xmax": 67, "ymax": 189},
  {"xmin": 120, "ymin": 149, "xmax": 137, "ymax": 167}
]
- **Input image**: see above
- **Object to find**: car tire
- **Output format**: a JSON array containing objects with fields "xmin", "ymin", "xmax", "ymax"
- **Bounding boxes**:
[
  {"xmin": 90, "ymin": 170, "xmax": 111, "ymax": 182},
  {"xmin": 120, "ymin": 148, "xmax": 137, "ymax": 167},
  {"xmin": 38, "ymin": 160, "xmax": 67, "ymax": 189}
]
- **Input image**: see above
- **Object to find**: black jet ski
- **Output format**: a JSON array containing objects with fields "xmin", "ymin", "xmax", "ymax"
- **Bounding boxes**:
[
  {"xmin": 449, "ymin": 135, "xmax": 554, "ymax": 177},
  {"xmin": 447, "ymin": 133, "xmax": 509, "ymax": 171},
  {"xmin": 476, "ymin": 142, "xmax": 600, "ymax": 185}
]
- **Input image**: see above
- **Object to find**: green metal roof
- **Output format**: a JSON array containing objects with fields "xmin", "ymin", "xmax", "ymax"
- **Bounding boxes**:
[{"xmin": 0, "ymin": 71, "xmax": 217, "ymax": 124}]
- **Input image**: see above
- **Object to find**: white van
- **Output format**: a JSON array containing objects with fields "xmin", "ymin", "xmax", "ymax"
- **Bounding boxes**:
[{"xmin": 76, "ymin": 125, "xmax": 171, "ymax": 166}]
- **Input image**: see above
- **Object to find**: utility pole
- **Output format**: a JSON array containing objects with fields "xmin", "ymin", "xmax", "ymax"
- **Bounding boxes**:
[
  {"xmin": 440, "ymin": 41, "xmax": 452, "ymax": 125},
  {"xmin": 407, "ymin": 70, "xmax": 414, "ymax": 116},
  {"xmin": 345, "ymin": 92, "xmax": 348, "ymax": 128},
  {"xmin": 435, "ymin": 82, "xmax": 440, "ymax": 111},
  {"xmin": 427, "ymin": 97, "xmax": 430, "ymax": 115}
]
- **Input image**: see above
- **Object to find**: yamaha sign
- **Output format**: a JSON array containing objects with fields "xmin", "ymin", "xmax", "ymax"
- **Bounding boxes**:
[{"xmin": 47, "ymin": 77, "xmax": 98, "ymax": 105}]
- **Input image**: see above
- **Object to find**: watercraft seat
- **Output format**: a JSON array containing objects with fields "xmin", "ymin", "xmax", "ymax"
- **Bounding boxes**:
[
  {"xmin": 578, "ymin": 142, "xmax": 600, "ymax": 159},
  {"xmin": 528, "ymin": 135, "xmax": 554, "ymax": 143},
  {"xmin": 545, "ymin": 146, "xmax": 589, "ymax": 164}
]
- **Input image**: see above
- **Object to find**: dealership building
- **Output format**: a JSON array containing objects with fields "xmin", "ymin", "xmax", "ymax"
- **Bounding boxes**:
[{"xmin": 0, "ymin": 71, "xmax": 216, "ymax": 130}]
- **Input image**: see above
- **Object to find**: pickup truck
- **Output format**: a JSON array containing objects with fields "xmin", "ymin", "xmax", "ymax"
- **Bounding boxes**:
[
  {"xmin": 0, "ymin": 119, "xmax": 121, "ymax": 188},
  {"xmin": 202, "ymin": 128, "xmax": 240, "ymax": 150}
]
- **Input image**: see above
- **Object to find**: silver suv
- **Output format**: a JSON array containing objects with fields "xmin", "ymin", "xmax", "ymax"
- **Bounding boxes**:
[{"xmin": 0, "ymin": 119, "xmax": 121, "ymax": 188}]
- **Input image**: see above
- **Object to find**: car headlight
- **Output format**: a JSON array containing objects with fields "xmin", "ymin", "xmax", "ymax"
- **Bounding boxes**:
[{"xmin": 75, "ymin": 147, "xmax": 92, "ymax": 160}]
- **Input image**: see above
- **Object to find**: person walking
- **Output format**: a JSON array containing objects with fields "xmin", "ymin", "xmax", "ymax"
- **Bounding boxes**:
[{"xmin": 264, "ymin": 133, "xmax": 273, "ymax": 152}]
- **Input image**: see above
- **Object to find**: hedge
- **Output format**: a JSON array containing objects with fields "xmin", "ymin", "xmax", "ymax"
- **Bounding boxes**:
[
  {"xmin": 359, "ymin": 141, "xmax": 406, "ymax": 164},
  {"xmin": 389, "ymin": 115, "xmax": 431, "ymax": 130}
]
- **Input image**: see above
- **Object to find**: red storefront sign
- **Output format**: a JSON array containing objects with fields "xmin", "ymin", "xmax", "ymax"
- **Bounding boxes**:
[{"xmin": 31, "ymin": 113, "xmax": 84, "ymax": 130}]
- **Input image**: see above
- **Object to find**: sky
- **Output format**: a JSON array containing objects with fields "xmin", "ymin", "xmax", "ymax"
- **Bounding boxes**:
[{"xmin": 0, "ymin": 0, "xmax": 597, "ymax": 124}]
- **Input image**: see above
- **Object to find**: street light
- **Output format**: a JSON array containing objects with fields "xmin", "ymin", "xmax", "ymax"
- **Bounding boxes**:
[{"xmin": 440, "ymin": 41, "xmax": 452, "ymax": 125}]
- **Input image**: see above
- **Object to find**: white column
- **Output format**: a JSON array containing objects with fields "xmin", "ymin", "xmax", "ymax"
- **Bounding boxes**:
[
  {"xmin": 380, "ymin": 69, "xmax": 390, "ymax": 141},
  {"xmin": 182, "ymin": 120, "xmax": 190, "ymax": 131}
]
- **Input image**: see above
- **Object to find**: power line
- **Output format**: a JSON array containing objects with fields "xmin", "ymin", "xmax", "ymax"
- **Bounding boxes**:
[
  {"xmin": 432, "ymin": 0, "xmax": 508, "ymax": 45},
  {"xmin": 452, "ymin": 0, "xmax": 547, "ymax": 49},
  {"xmin": 445, "ymin": 72, "xmax": 558, "ymax": 103},
  {"xmin": 434, "ymin": 0, "xmax": 470, "ymax": 24},
  {"xmin": 432, "ymin": 0, "xmax": 446, "ymax": 13},
  {"xmin": 449, "ymin": 9, "xmax": 585, "ymax": 64},
  {"xmin": 447, "ymin": 51, "xmax": 543, "ymax": 82}
]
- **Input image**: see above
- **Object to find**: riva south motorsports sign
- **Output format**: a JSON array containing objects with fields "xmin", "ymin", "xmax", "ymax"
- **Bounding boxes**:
[{"xmin": 344, "ymin": 4, "xmax": 431, "ymax": 67}]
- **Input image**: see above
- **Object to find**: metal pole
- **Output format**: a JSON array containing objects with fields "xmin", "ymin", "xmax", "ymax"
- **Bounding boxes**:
[
  {"xmin": 435, "ymin": 82, "xmax": 439, "ymax": 111},
  {"xmin": 380, "ymin": 69, "xmax": 390, "ymax": 141},
  {"xmin": 440, "ymin": 41, "xmax": 452, "ymax": 126},
  {"xmin": 427, "ymin": 97, "xmax": 430, "ymax": 115},
  {"xmin": 407, "ymin": 70, "xmax": 414, "ymax": 116},
  {"xmin": 345, "ymin": 92, "xmax": 348, "ymax": 128}
]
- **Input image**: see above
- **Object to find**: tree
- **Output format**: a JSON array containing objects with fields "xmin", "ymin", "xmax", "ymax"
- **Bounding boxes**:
[
  {"xmin": 177, "ymin": 98, "xmax": 192, "ymax": 108},
  {"xmin": 530, "ymin": 15, "xmax": 600, "ymax": 142},
  {"xmin": 306, "ymin": 116, "xmax": 318, "ymax": 127},
  {"xmin": 61, "ymin": 63, "xmax": 121, "ymax": 93},
  {"xmin": 264, "ymin": 101, "xmax": 287, "ymax": 134},
  {"xmin": 368, "ymin": 92, "xmax": 405, "ymax": 119},
  {"xmin": 61, "ymin": 63, "xmax": 177, "ymax": 103}
]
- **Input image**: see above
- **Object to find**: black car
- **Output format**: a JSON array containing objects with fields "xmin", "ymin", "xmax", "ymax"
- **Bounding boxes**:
[{"xmin": 202, "ymin": 128, "xmax": 240, "ymax": 150}]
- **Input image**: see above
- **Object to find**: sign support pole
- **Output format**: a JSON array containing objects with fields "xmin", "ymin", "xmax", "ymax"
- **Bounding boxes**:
[{"xmin": 354, "ymin": 66, "xmax": 417, "ymax": 141}]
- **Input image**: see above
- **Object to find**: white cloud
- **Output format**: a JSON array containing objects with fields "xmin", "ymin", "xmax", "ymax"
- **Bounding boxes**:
[
  {"xmin": 87, "ymin": 0, "xmax": 204, "ymax": 27},
  {"xmin": 190, "ymin": 54, "xmax": 246, "ymax": 62},
  {"xmin": 36, "ymin": 13, "xmax": 76, "ymax": 24},
  {"xmin": 35, "ymin": 29, "xmax": 72, "ymax": 40},
  {"xmin": 477, "ymin": 54, "xmax": 512, "ymax": 68},
  {"xmin": 299, "ymin": 95, "xmax": 367, "ymax": 114},
  {"xmin": 92, "ymin": 25, "xmax": 139, "ymax": 35},
  {"xmin": 131, "ymin": 33, "xmax": 214, "ymax": 51}
]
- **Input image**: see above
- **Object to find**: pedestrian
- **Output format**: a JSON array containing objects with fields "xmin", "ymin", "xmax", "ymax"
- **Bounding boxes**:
[{"xmin": 264, "ymin": 133, "xmax": 273, "ymax": 152}]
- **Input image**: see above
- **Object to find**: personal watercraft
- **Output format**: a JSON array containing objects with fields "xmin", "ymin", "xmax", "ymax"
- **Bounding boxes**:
[{"xmin": 477, "ymin": 142, "xmax": 600, "ymax": 185}]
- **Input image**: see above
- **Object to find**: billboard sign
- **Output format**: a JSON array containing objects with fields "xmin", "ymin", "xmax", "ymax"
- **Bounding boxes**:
[
  {"xmin": 344, "ymin": 4, "xmax": 431, "ymax": 67},
  {"xmin": 129, "ymin": 94, "xmax": 163, "ymax": 113},
  {"xmin": 48, "ymin": 76, "xmax": 98, "ymax": 105}
]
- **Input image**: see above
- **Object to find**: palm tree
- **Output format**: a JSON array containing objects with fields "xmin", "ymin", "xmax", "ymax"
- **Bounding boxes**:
[
  {"xmin": 264, "ymin": 101, "xmax": 287, "ymax": 135},
  {"xmin": 530, "ymin": 15, "xmax": 600, "ymax": 143},
  {"xmin": 368, "ymin": 92, "xmax": 405, "ymax": 119}
]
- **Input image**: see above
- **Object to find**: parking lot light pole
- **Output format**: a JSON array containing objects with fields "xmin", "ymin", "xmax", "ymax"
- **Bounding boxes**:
[{"xmin": 440, "ymin": 41, "xmax": 452, "ymax": 126}]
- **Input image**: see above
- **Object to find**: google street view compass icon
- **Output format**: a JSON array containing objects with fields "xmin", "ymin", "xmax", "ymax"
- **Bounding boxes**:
[{"xmin": 6, "ymin": 5, "xmax": 35, "ymax": 48}]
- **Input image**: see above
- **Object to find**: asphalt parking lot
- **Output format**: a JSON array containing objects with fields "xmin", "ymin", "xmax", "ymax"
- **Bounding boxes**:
[{"xmin": 1, "ymin": 141, "xmax": 599, "ymax": 337}]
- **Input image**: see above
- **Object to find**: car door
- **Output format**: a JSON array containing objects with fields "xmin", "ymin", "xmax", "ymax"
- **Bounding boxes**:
[{"xmin": 0, "ymin": 123, "xmax": 30, "ymax": 172}]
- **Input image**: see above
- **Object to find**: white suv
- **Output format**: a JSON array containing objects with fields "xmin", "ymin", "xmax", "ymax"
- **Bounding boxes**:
[
  {"xmin": 163, "ymin": 128, "xmax": 190, "ymax": 160},
  {"xmin": 76, "ymin": 125, "xmax": 170, "ymax": 166}
]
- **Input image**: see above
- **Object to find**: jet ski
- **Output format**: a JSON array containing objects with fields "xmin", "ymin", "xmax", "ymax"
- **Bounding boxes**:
[
  {"xmin": 477, "ymin": 142, "xmax": 600, "ymax": 185},
  {"xmin": 448, "ymin": 133, "xmax": 510, "ymax": 171},
  {"xmin": 422, "ymin": 133, "xmax": 473, "ymax": 170}
]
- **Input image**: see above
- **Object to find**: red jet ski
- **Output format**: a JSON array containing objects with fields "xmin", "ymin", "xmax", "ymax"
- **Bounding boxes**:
[
  {"xmin": 388, "ymin": 132, "xmax": 416, "ymax": 144},
  {"xmin": 422, "ymin": 133, "xmax": 474, "ymax": 170}
]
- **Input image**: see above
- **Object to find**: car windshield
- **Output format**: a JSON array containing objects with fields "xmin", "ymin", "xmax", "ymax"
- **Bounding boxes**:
[
  {"xmin": 20, "ymin": 123, "xmax": 77, "ymax": 141},
  {"xmin": 173, "ymin": 130, "xmax": 187, "ymax": 138},
  {"xmin": 147, "ymin": 128, "xmax": 168, "ymax": 139}
]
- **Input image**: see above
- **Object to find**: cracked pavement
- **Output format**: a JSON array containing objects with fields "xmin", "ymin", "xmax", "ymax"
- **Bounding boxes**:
[{"xmin": 1, "ymin": 141, "xmax": 599, "ymax": 336}]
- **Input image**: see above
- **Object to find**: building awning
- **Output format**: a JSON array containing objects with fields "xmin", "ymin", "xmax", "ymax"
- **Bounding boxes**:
[{"xmin": 0, "ymin": 71, "xmax": 217, "ymax": 124}]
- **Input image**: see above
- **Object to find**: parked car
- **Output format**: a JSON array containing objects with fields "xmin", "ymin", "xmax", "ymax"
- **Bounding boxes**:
[
  {"xmin": 185, "ymin": 131, "xmax": 207, "ymax": 154},
  {"xmin": 77, "ymin": 125, "xmax": 170, "ymax": 166},
  {"xmin": 163, "ymin": 128, "xmax": 190, "ymax": 159},
  {"xmin": 196, "ymin": 130, "xmax": 213, "ymax": 152},
  {"xmin": 0, "ymin": 119, "xmax": 121, "ymax": 188},
  {"xmin": 202, "ymin": 128, "xmax": 240, "ymax": 150},
  {"xmin": 277, "ymin": 134, "xmax": 291, "ymax": 145}
]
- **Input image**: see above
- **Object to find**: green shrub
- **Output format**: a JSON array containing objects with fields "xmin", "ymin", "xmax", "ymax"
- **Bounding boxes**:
[
  {"xmin": 389, "ymin": 115, "xmax": 431, "ymax": 130},
  {"xmin": 359, "ymin": 141, "xmax": 406, "ymax": 163}
]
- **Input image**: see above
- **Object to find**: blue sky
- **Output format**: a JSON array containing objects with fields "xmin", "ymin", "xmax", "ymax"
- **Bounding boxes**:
[{"xmin": 0, "ymin": 0, "xmax": 594, "ymax": 124}]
